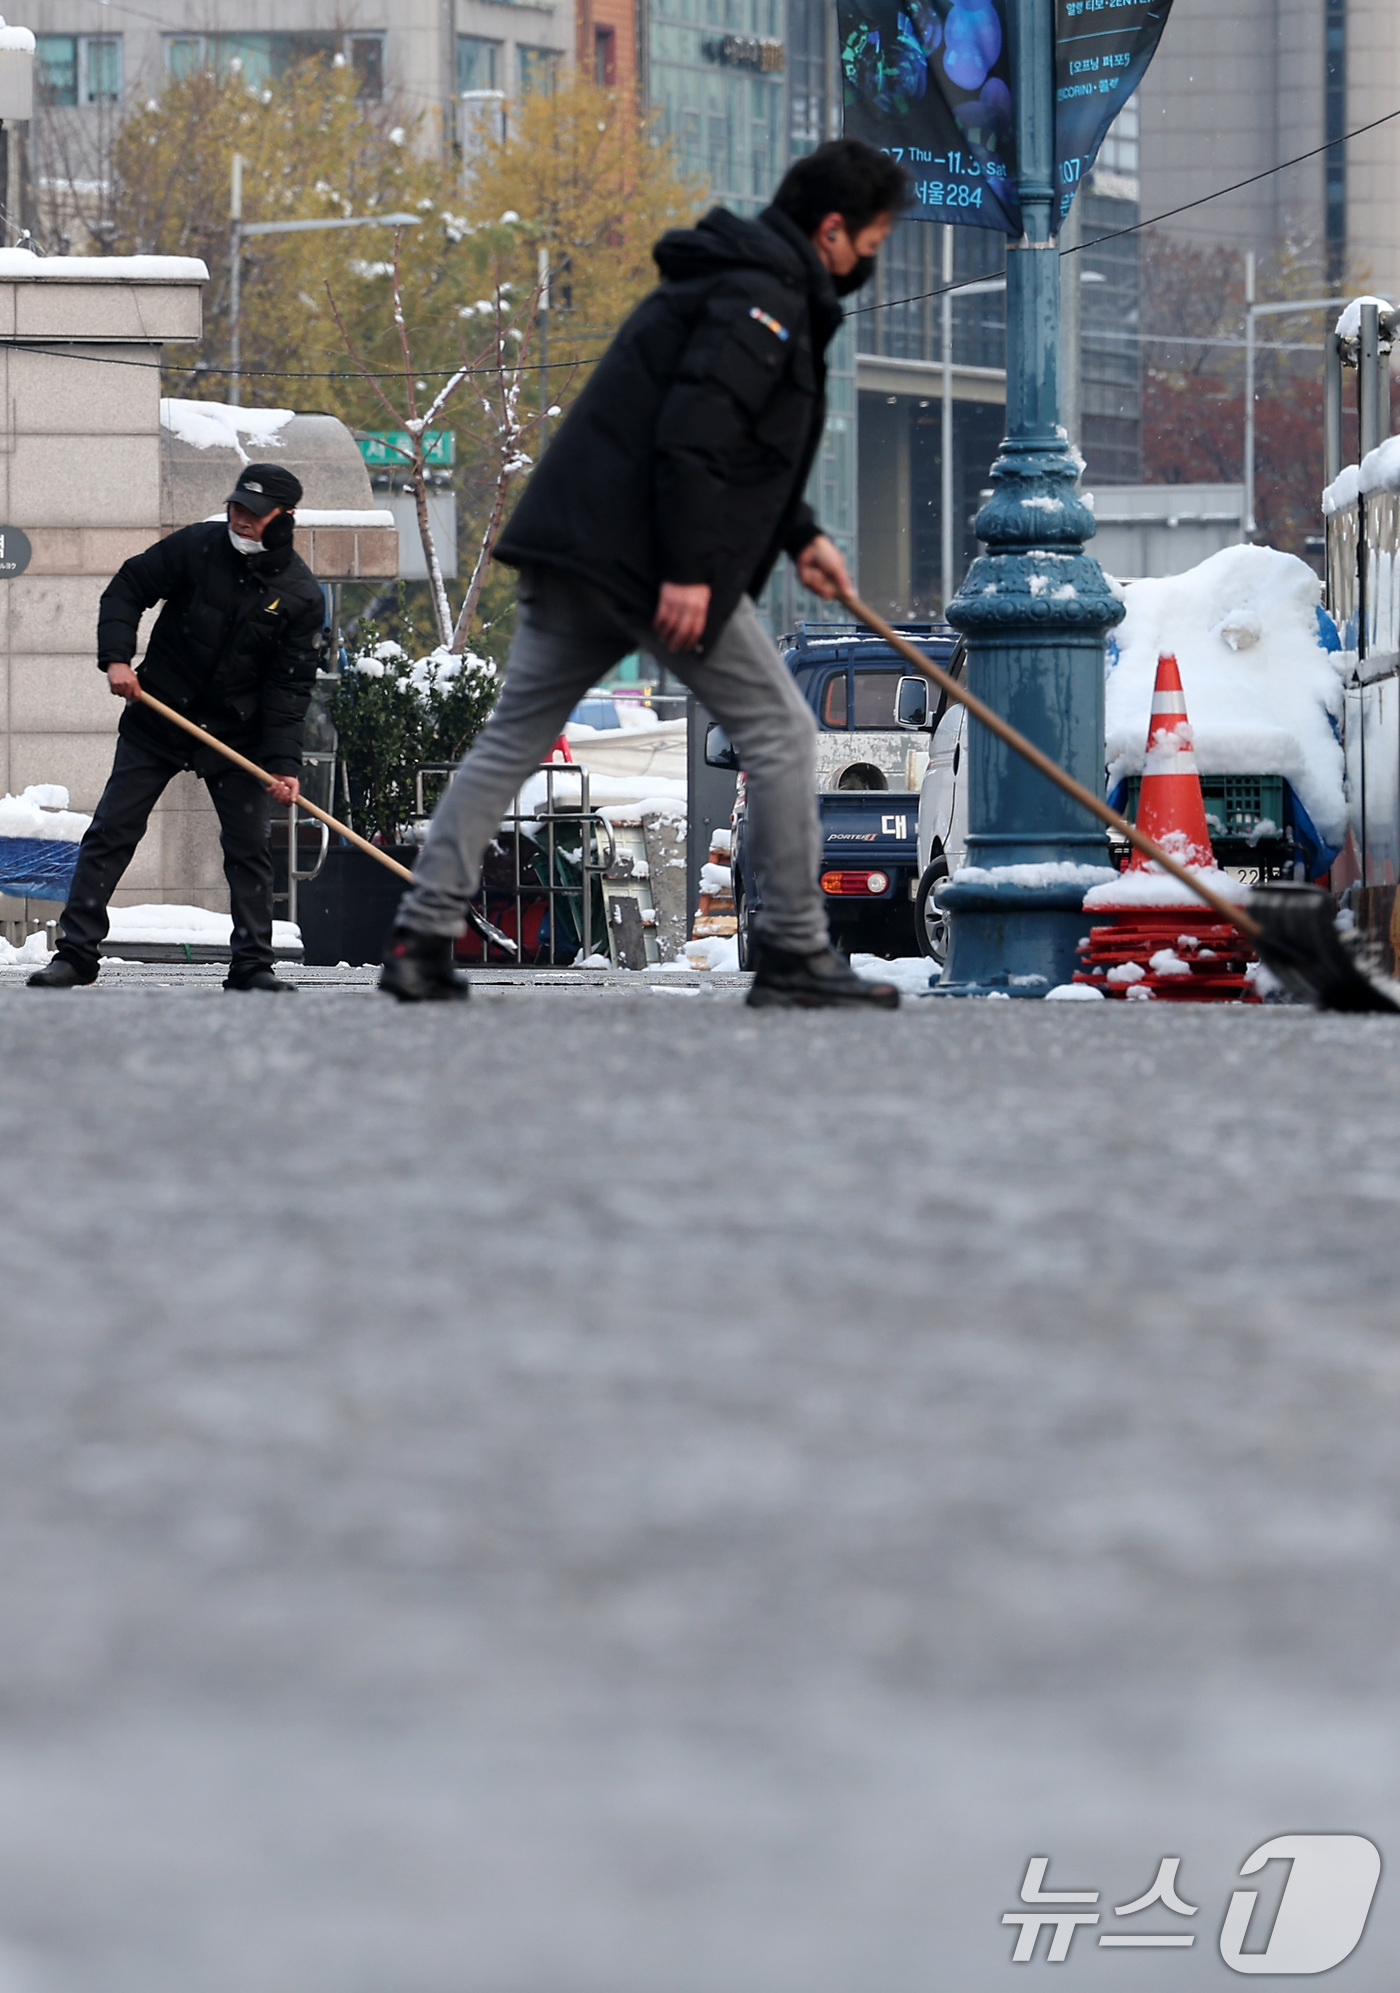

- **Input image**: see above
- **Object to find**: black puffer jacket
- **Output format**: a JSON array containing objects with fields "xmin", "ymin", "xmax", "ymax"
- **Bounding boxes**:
[
  {"xmin": 494, "ymin": 205, "xmax": 843, "ymax": 648},
  {"xmin": 97, "ymin": 521, "xmax": 325, "ymax": 774}
]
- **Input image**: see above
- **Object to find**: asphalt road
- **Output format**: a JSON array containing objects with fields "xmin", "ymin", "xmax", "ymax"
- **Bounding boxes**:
[{"xmin": 0, "ymin": 964, "xmax": 1397, "ymax": 1992}]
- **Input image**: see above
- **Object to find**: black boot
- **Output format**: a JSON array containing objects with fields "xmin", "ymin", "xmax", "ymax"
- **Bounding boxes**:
[
  {"xmin": 379, "ymin": 928, "xmax": 470, "ymax": 1003},
  {"xmin": 26, "ymin": 954, "xmax": 98, "ymax": 989},
  {"xmin": 224, "ymin": 968, "xmax": 298, "ymax": 992},
  {"xmin": 747, "ymin": 942, "xmax": 900, "ymax": 1010}
]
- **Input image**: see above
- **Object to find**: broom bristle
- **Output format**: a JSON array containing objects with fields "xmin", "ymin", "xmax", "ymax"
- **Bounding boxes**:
[{"xmin": 1247, "ymin": 884, "xmax": 1400, "ymax": 1014}]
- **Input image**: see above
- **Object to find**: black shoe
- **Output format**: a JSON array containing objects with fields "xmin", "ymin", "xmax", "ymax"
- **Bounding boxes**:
[
  {"xmin": 379, "ymin": 928, "xmax": 470, "ymax": 1003},
  {"xmin": 746, "ymin": 942, "xmax": 901, "ymax": 1010},
  {"xmin": 224, "ymin": 968, "xmax": 298, "ymax": 992},
  {"xmin": 26, "ymin": 955, "xmax": 97, "ymax": 989}
]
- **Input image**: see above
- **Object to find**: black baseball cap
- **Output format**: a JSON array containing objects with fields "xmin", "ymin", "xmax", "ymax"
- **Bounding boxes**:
[{"xmin": 226, "ymin": 462, "xmax": 304, "ymax": 515}]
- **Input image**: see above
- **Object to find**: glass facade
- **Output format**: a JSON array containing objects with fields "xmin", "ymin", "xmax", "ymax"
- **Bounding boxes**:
[{"xmin": 646, "ymin": 0, "xmax": 785, "ymax": 209}]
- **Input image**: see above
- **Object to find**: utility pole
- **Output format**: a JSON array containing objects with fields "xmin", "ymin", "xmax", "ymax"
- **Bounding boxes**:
[
  {"xmin": 933, "ymin": 0, "xmax": 1124, "ymax": 998},
  {"xmin": 229, "ymin": 154, "xmax": 243, "ymax": 406},
  {"xmin": 537, "ymin": 244, "xmax": 551, "ymax": 454}
]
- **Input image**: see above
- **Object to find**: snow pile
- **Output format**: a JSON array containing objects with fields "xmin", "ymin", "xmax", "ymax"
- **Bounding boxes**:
[
  {"xmin": 1105, "ymin": 545, "xmax": 1348, "ymax": 846},
  {"xmin": 513, "ymin": 767, "xmax": 686, "ymax": 826},
  {"xmin": 105, "ymin": 905, "xmax": 301, "ymax": 950},
  {"xmin": 677, "ymin": 935, "xmax": 739, "ymax": 972},
  {"xmin": 1045, "ymin": 982, "xmax": 1104, "ymax": 1000},
  {"xmin": 0, "ymin": 931, "xmax": 51, "ymax": 966},
  {"xmin": 161, "ymin": 399, "xmax": 295, "ymax": 460},
  {"xmin": 0, "ymin": 786, "xmax": 90, "ymax": 842},
  {"xmin": 0, "ymin": 19, "xmax": 35, "ymax": 51}
]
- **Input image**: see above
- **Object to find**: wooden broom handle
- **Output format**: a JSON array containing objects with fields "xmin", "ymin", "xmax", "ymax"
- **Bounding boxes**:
[
  {"xmin": 838, "ymin": 591, "xmax": 1263, "ymax": 942},
  {"xmin": 135, "ymin": 687, "xmax": 415, "ymax": 884}
]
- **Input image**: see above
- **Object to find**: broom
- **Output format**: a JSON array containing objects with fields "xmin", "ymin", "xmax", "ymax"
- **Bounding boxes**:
[
  {"xmin": 134, "ymin": 689, "xmax": 519, "ymax": 959},
  {"xmin": 838, "ymin": 592, "xmax": 1397, "ymax": 1014}
]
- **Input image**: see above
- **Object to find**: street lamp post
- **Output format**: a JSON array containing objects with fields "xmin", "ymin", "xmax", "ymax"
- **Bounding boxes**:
[
  {"xmin": 932, "ymin": 0, "xmax": 1126, "ymax": 997},
  {"xmin": 1240, "ymin": 272, "xmax": 1347, "ymax": 538},
  {"xmin": 227, "ymin": 153, "xmax": 421, "ymax": 404}
]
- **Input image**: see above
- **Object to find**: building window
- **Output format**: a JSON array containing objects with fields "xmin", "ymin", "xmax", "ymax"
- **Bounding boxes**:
[
  {"xmin": 1325, "ymin": 0, "xmax": 1346, "ymax": 282},
  {"xmin": 162, "ymin": 32, "xmax": 380, "ymax": 97},
  {"xmin": 594, "ymin": 26, "xmax": 616, "ymax": 86},
  {"xmin": 457, "ymin": 36, "xmax": 500, "ymax": 93},
  {"xmin": 37, "ymin": 34, "xmax": 123, "ymax": 106},
  {"xmin": 351, "ymin": 36, "xmax": 385, "ymax": 102},
  {"xmin": 519, "ymin": 47, "xmax": 560, "ymax": 97}
]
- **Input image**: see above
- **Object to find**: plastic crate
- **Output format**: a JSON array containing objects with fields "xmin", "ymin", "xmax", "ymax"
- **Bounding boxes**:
[{"xmin": 1121, "ymin": 773, "xmax": 1288, "ymax": 839}]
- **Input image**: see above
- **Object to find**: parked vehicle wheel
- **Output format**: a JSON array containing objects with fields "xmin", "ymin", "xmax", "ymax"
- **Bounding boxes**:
[
  {"xmin": 914, "ymin": 855, "xmax": 950, "ymax": 964},
  {"xmin": 735, "ymin": 877, "xmax": 754, "ymax": 970}
]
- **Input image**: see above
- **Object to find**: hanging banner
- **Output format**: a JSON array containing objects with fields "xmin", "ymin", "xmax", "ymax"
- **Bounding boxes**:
[
  {"xmin": 838, "ymin": 0, "xmax": 1019, "ymax": 233},
  {"xmin": 837, "ymin": 0, "xmax": 1172, "ymax": 234},
  {"xmin": 1053, "ymin": 0, "xmax": 1172, "ymax": 224}
]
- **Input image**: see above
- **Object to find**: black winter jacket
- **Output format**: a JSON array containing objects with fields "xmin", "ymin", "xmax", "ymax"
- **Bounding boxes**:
[
  {"xmin": 494, "ymin": 205, "xmax": 844, "ymax": 647},
  {"xmin": 97, "ymin": 522, "xmax": 325, "ymax": 774}
]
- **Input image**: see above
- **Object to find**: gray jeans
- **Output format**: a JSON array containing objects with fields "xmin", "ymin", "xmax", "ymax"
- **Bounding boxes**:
[{"xmin": 396, "ymin": 567, "xmax": 829, "ymax": 954}]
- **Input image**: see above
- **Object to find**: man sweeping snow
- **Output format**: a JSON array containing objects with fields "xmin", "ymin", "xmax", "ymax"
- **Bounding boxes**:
[
  {"xmin": 380, "ymin": 139, "xmax": 908, "ymax": 1010},
  {"xmin": 28, "ymin": 464, "xmax": 324, "ymax": 993}
]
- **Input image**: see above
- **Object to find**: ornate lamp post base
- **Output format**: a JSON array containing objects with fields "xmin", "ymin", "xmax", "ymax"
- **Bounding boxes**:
[{"xmin": 930, "ymin": 213, "xmax": 1124, "ymax": 995}]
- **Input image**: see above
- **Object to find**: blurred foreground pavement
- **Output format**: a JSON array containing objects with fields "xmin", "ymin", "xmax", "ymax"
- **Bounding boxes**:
[{"xmin": 0, "ymin": 963, "xmax": 1396, "ymax": 1991}]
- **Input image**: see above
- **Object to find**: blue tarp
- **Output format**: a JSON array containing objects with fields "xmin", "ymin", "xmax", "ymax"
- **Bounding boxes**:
[{"xmin": 0, "ymin": 837, "xmax": 81, "ymax": 901}]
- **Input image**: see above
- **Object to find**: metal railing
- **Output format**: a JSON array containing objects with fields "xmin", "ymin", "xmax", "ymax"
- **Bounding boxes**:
[{"xmin": 415, "ymin": 761, "xmax": 616, "ymax": 965}]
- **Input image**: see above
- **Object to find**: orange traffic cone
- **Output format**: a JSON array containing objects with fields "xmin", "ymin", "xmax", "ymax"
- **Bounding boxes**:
[
  {"xmin": 1128, "ymin": 652, "xmax": 1213, "ymax": 870},
  {"xmin": 1075, "ymin": 652, "xmax": 1260, "ymax": 1001}
]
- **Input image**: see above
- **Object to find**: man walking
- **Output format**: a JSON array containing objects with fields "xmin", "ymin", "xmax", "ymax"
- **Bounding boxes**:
[
  {"xmin": 381, "ymin": 138, "xmax": 909, "ymax": 1009},
  {"xmin": 29, "ymin": 464, "xmax": 325, "ymax": 992}
]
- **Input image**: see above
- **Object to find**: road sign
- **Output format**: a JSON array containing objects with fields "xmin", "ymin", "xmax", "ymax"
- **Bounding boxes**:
[
  {"xmin": 0, "ymin": 528, "xmax": 32, "ymax": 577},
  {"xmin": 357, "ymin": 431, "xmax": 455, "ymax": 468}
]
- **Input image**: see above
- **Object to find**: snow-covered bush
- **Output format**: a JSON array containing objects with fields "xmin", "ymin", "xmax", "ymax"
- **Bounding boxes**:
[{"xmin": 327, "ymin": 635, "xmax": 498, "ymax": 841}]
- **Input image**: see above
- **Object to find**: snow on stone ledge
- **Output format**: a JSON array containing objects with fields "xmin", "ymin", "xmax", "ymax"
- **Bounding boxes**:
[
  {"xmin": 1105, "ymin": 544, "xmax": 1348, "ymax": 847},
  {"xmin": 0, "ymin": 19, "xmax": 35, "ymax": 50},
  {"xmin": 0, "ymin": 249, "xmax": 207, "ymax": 282},
  {"xmin": 164, "ymin": 399, "xmax": 295, "ymax": 453}
]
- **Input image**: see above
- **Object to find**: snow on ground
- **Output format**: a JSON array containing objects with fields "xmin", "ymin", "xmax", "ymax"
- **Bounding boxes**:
[
  {"xmin": 1046, "ymin": 982, "xmax": 1104, "ymax": 999},
  {"xmin": 0, "ymin": 932, "xmax": 51, "ymax": 966},
  {"xmin": 0, "ymin": 786, "xmax": 90, "ymax": 842},
  {"xmin": 105, "ymin": 905, "xmax": 302, "ymax": 950},
  {"xmin": 1106, "ymin": 545, "xmax": 1348, "ymax": 846},
  {"xmin": 851, "ymin": 954, "xmax": 935, "ymax": 994}
]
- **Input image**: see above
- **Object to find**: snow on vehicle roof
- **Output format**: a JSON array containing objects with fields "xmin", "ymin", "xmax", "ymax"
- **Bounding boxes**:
[{"xmin": 1105, "ymin": 544, "xmax": 1347, "ymax": 847}]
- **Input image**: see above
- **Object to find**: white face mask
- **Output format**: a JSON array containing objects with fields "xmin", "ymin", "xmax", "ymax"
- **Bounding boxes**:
[{"xmin": 228, "ymin": 526, "xmax": 263, "ymax": 556}]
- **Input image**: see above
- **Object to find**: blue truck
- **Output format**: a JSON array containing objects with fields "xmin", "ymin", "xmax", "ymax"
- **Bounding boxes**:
[{"xmin": 710, "ymin": 621, "xmax": 960, "ymax": 965}]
